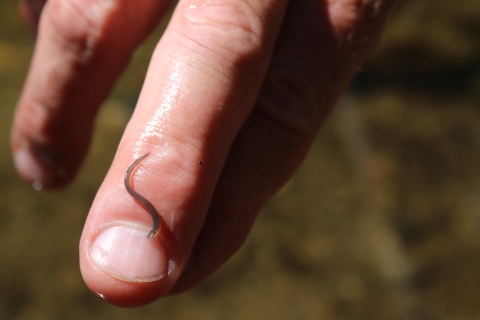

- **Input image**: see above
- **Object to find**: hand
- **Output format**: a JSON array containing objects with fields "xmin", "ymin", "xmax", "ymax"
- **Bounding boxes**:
[{"xmin": 12, "ymin": 0, "xmax": 398, "ymax": 307}]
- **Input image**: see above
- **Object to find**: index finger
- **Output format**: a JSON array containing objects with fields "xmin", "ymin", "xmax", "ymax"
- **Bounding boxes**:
[{"xmin": 79, "ymin": 0, "xmax": 288, "ymax": 306}]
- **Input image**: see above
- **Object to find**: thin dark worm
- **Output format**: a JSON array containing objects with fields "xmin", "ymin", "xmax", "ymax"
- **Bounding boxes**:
[{"xmin": 124, "ymin": 153, "xmax": 160, "ymax": 239}]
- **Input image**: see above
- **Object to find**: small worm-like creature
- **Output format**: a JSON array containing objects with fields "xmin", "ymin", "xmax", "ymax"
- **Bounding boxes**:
[{"xmin": 124, "ymin": 153, "xmax": 160, "ymax": 239}]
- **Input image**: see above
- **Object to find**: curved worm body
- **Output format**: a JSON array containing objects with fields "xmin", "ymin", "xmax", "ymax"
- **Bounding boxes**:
[{"xmin": 124, "ymin": 153, "xmax": 160, "ymax": 239}]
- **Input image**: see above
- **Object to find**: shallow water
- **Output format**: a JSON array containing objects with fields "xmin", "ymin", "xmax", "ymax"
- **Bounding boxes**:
[{"xmin": 1, "ymin": 1, "xmax": 480, "ymax": 319}]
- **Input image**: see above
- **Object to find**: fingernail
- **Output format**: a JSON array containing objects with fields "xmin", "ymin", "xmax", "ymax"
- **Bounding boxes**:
[
  {"xmin": 13, "ymin": 145, "xmax": 68, "ymax": 189},
  {"xmin": 90, "ymin": 224, "xmax": 168, "ymax": 282},
  {"xmin": 13, "ymin": 146, "xmax": 47, "ymax": 190}
]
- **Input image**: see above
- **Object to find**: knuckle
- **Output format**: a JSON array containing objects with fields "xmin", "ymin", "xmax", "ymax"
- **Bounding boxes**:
[
  {"xmin": 257, "ymin": 71, "xmax": 326, "ymax": 143},
  {"xmin": 45, "ymin": 0, "xmax": 115, "ymax": 61},
  {"xmin": 181, "ymin": 0, "xmax": 266, "ymax": 70},
  {"xmin": 184, "ymin": 0, "xmax": 263, "ymax": 47},
  {"xmin": 248, "ymin": 75, "xmax": 325, "ymax": 162}
]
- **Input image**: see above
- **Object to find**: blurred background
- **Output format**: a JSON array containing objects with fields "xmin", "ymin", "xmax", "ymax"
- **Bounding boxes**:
[{"xmin": 1, "ymin": 0, "xmax": 480, "ymax": 319}]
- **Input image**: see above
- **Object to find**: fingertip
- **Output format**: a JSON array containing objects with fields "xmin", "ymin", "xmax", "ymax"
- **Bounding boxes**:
[
  {"xmin": 12, "ymin": 144, "xmax": 73, "ymax": 190},
  {"xmin": 78, "ymin": 169, "xmax": 189, "ymax": 306},
  {"xmin": 80, "ymin": 260, "xmax": 165, "ymax": 308},
  {"xmin": 80, "ymin": 220, "xmax": 178, "ymax": 307}
]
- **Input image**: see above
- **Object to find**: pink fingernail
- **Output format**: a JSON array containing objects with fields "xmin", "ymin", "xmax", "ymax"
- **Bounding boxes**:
[
  {"xmin": 90, "ymin": 224, "xmax": 167, "ymax": 282},
  {"xmin": 13, "ymin": 145, "xmax": 68, "ymax": 189},
  {"xmin": 13, "ymin": 146, "xmax": 46, "ymax": 190}
]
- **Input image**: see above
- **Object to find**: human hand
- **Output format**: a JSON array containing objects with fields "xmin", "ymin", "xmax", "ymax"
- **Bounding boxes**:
[{"xmin": 12, "ymin": 0, "xmax": 398, "ymax": 307}]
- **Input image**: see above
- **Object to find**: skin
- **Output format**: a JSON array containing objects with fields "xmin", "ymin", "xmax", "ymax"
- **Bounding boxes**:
[{"xmin": 12, "ymin": 0, "xmax": 399, "ymax": 307}]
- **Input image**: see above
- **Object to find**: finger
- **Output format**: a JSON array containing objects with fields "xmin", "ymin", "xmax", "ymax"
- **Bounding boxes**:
[
  {"xmin": 11, "ymin": 0, "xmax": 171, "ymax": 189},
  {"xmin": 79, "ymin": 0, "xmax": 289, "ymax": 307},
  {"xmin": 18, "ymin": 0, "xmax": 47, "ymax": 36},
  {"xmin": 168, "ymin": 0, "xmax": 400, "ymax": 294}
]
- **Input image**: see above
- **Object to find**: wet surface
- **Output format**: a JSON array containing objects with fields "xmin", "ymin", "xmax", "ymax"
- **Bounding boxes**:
[{"xmin": 1, "ymin": 0, "xmax": 480, "ymax": 319}]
